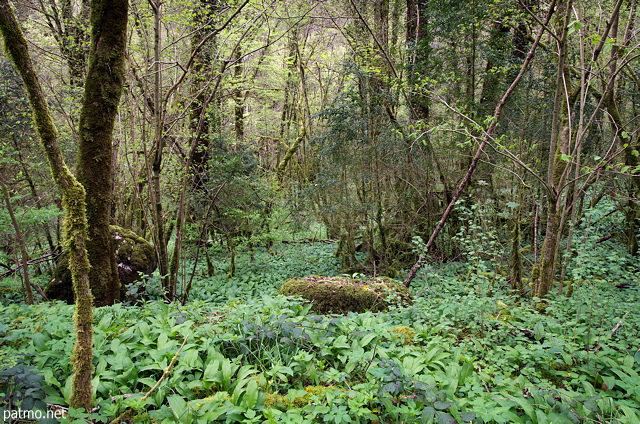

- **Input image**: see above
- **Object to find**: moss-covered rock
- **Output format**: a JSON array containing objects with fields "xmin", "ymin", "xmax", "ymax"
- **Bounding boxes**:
[
  {"xmin": 45, "ymin": 226, "xmax": 156, "ymax": 304},
  {"xmin": 279, "ymin": 275, "xmax": 413, "ymax": 314}
]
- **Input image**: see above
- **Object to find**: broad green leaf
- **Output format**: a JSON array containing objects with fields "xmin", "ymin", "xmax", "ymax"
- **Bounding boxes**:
[
  {"xmin": 242, "ymin": 378, "xmax": 259, "ymax": 409},
  {"xmin": 168, "ymin": 394, "xmax": 188, "ymax": 420}
]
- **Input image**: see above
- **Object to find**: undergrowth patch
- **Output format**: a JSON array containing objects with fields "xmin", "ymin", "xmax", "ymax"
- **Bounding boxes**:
[{"xmin": 1, "ymin": 242, "xmax": 639, "ymax": 423}]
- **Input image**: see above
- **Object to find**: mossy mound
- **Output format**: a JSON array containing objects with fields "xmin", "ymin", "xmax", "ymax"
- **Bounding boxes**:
[
  {"xmin": 279, "ymin": 275, "xmax": 413, "ymax": 314},
  {"xmin": 390, "ymin": 325, "xmax": 417, "ymax": 345},
  {"xmin": 45, "ymin": 226, "xmax": 156, "ymax": 304},
  {"xmin": 265, "ymin": 386, "xmax": 334, "ymax": 408}
]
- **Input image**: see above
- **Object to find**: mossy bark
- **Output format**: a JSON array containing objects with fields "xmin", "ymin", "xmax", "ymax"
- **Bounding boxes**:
[
  {"xmin": 0, "ymin": 0, "xmax": 93, "ymax": 411},
  {"xmin": 75, "ymin": 0, "xmax": 129, "ymax": 306},
  {"xmin": 533, "ymin": 0, "xmax": 572, "ymax": 298}
]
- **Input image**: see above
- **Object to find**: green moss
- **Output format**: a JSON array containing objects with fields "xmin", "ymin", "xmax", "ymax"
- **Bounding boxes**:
[
  {"xmin": 45, "ymin": 226, "xmax": 156, "ymax": 304},
  {"xmin": 264, "ymin": 386, "xmax": 332, "ymax": 408},
  {"xmin": 535, "ymin": 301, "xmax": 548, "ymax": 312},
  {"xmin": 279, "ymin": 275, "xmax": 413, "ymax": 314},
  {"xmin": 390, "ymin": 326, "xmax": 416, "ymax": 345},
  {"xmin": 112, "ymin": 225, "xmax": 155, "ymax": 272}
]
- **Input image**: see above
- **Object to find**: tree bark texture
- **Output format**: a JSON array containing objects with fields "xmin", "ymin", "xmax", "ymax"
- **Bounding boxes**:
[
  {"xmin": 0, "ymin": 0, "xmax": 94, "ymax": 410},
  {"xmin": 533, "ymin": 0, "xmax": 572, "ymax": 298},
  {"xmin": 76, "ymin": 0, "xmax": 129, "ymax": 306},
  {"xmin": 405, "ymin": 0, "xmax": 429, "ymax": 121}
]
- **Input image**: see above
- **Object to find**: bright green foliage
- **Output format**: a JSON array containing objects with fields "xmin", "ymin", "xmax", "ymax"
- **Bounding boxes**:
[{"xmin": 1, "ymin": 242, "xmax": 640, "ymax": 423}]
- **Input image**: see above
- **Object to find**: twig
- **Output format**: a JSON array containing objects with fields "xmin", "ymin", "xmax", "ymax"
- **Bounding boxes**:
[
  {"xmin": 109, "ymin": 336, "xmax": 189, "ymax": 424},
  {"xmin": 611, "ymin": 312, "xmax": 629, "ymax": 335},
  {"xmin": 143, "ymin": 335, "xmax": 189, "ymax": 401},
  {"xmin": 0, "ymin": 250, "xmax": 61, "ymax": 279}
]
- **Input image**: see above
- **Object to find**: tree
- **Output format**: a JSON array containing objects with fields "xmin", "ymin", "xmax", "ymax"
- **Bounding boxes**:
[
  {"xmin": 0, "ymin": 0, "xmax": 128, "ymax": 410},
  {"xmin": 36, "ymin": 0, "xmax": 91, "ymax": 87},
  {"xmin": 0, "ymin": 177, "xmax": 35, "ymax": 304},
  {"xmin": 75, "ymin": 0, "xmax": 128, "ymax": 306}
]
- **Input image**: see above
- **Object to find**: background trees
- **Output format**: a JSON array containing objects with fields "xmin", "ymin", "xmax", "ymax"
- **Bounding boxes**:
[{"xmin": 1, "ymin": 0, "xmax": 638, "ymax": 304}]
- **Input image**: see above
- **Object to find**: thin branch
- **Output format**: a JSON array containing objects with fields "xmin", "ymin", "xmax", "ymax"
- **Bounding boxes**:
[{"xmin": 404, "ymin": 0, "xmax": 557, "ymax": 287}]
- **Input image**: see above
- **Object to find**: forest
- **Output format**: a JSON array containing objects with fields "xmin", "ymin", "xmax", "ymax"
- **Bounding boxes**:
[{"xmin": 0, "ymin": 0, "xmax": 639, "ymax": 422}]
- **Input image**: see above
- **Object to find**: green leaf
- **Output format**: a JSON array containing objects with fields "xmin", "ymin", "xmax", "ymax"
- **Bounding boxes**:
[
  {"xmin": 157, "ymin": 332, "xmax": 169, "ymax": 350},
  {"xmin": 242, "ymin": 378, "xmax": 259, "ymax": 409},
  {"xmin": 360, "ymin": 332, "xmax": 377, "ymax": 347},
  {"xmin": 168, "ymin": 394, "xmax": 188, "ymax": 420},
  {"xmin": 181, "ymin": 348, "xmax": 200, "ymax": 369},
  {"xmin": 620, "ymin": 405, "xmax": 639, "ymax": 422},
  {"xmin": 559, "ymin": 153, "xmax": 572, "ymax": 163},
  {"xmin": 459, "ymin": 411, "xmax": 476, "ymax": 422},
  {"xmin": 434, "ymin": 400, "xmax": 453, "ymax": 410},
  {"xmin": 32, "ymin": 332, "xmax": 47, "ymax": 350},
  {"xmin": 602, "ymin": 376, "xmax": 616, "ymax": 390}
]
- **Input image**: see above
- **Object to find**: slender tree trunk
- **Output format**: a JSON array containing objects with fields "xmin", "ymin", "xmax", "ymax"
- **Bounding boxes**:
[
  {"xmin": 405, "ymin": 0, "xmax": 429, "ymax": 121},
  {"xmin": 1, "ymin": 179, "xmax": 35, "ymax": 304},
  {"xmin": 533, "ymin": 0, "xmax": 573, "ymax": 297},
  {"xmin": 0, "ymin": 0, "xmax": 93, "ymax": 410},
  {"xmin": 602, "ymin": 0, "xmax": 639, "ymax": 256},
  {"xmin": 404, "ymin": 1, "xmax": 555, "ymax": 287},
  {"xmin": 234, "ymin": 47, "xmax": 244, "ymax": 144},
  {"xmin": 147, "ymin": 0, "xmax": 172, "ymax": 300}
]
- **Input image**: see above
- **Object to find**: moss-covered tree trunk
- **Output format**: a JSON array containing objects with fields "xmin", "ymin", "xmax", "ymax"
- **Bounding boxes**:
[
  {"xmin": 75, "ymin": 0, "xmax": 129, "ymax": 306},
  {"xmin": 532, "ymin": 0, "xmax": 572, "ymax": 298},
  {"xmin": 405, "ymin": 0, "xmax": 429, "ymax": 122},
  {"xmin": 0, "ymin": 0, "xmax": 93, "ymax": 411}
]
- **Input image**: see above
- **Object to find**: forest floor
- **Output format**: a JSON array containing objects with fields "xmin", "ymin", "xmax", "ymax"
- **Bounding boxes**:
[{"xmin": 1, "ymin": 242, "xmax": 639, "ymax": 423}]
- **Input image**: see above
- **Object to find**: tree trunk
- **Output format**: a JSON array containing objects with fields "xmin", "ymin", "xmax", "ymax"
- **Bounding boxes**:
[
  {"xmin": 405, "ymin": 0, "xmax": 429, "ymax": 121},
  {"xmin": 75, "ymin": 0, "xmax": 128, "ymax": 306},
  {"xmin": 602, "ymin": 0, "xmax": 639, "ymax": 256},
  {"xmin": 147, "ymin": 0, "xmax": 172, "ymax": 300},
  {"xmin": 1, "ymin": 179, "xmax": 35, "ymax": 304},
  {"xmin": 0, "ymin": 0, "xmax": 93, "ymax": 410},
  {"xmin": 189, "ymin": 0, "xmax": 221, "ymax": 189},
  {"xmin": 403, "ymin": 1, "xmax": 554, "ymax": 287},
  {"xmin": 234, "ymin": 47, "xmax": 244, "ymax": 144},
  {"xmin": 533, "ymin": 0, "xmax": 572, "ymax": 298}
]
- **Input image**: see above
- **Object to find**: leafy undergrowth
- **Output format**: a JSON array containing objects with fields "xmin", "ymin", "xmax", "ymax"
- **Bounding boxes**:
[{"xmin": 1, "ymin": 243, "xmax": 639, "ymax": 423}]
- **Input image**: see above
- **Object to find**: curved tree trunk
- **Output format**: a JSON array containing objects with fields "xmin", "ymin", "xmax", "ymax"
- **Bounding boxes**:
[{"xmin": 0, "ymin": 0, "xmax": 93, "ymax": 410}]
